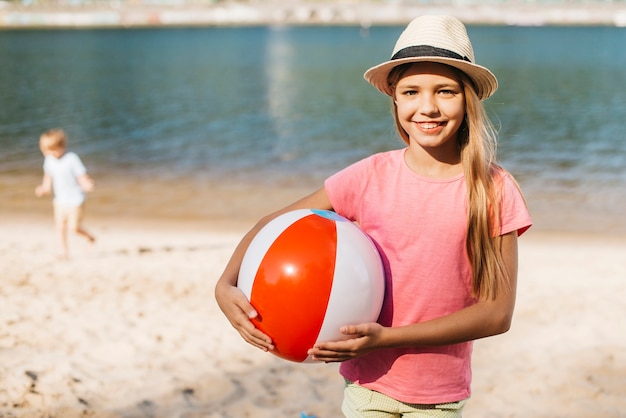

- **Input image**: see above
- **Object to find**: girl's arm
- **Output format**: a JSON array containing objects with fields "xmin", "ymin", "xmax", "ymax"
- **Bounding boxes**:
[
  {"xmin": 35, "ymin": 174, "xmax": 52, "ymax": 197},
  {"xmin": 309, "ymin": 231, "xmax": 519, "ymax": 362},
  {"xmin": 214, "ymin": 187, "xmax": 334, "ymax": 352}
]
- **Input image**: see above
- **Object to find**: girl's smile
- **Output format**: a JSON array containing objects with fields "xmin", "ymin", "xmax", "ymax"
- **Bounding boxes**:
[{"xmin": 416, "ymin": 121, "xmax": 447, "ymax": 134}]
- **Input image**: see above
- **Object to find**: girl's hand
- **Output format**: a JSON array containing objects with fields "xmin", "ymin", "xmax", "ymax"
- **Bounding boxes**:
[
  {"xmin": 214, "ymin": 281, "xmax": 274, "ymax": 352},
  {"xmin": 307, "ymin": 322, "xmax": 385, "ymax": 362},
  {"xmin": 213, "ymin": 187, "xmax": 334, "ymax": 355}
]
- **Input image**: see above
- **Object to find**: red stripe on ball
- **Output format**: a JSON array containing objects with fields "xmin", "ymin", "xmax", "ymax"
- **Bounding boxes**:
[{"xmin": 250, "ymin": 213, "xmax": 337, "ymax": 362}]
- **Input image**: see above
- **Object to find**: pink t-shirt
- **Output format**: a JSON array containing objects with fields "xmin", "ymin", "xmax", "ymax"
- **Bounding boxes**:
[{"xmin": 324, "ymin": 148, "xmax": 532, "ymax": 404}]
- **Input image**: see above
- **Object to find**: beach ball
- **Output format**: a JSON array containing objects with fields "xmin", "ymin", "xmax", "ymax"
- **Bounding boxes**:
[{"xmin": 237, "ymin": 209, "xmax": 385, "ymax": 363}]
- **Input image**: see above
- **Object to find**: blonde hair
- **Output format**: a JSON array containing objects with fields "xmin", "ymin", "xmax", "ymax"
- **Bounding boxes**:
[
  {"xmin": 39, "ymin": 128, "xmax": 67, "ymax": 153},
  {"xmin": 388, "ymin": 63, "xmax": 510, "ymax": 300}
]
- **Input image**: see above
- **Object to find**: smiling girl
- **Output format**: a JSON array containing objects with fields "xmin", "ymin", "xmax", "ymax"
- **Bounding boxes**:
[{"xmin": 215, "ymin": 15, "xmax": 532, "ymax": 417}]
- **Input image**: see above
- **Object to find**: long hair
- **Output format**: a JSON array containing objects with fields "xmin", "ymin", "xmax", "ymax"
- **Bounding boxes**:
[{"xmin": 387, "ymin": 63, "xmax": 510, "ymax": 299}]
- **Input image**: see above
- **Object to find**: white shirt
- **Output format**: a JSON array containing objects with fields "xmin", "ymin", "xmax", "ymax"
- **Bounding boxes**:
[{"xmin": 43, "ymin": 151, "xmax": 87, "ymax": 207}]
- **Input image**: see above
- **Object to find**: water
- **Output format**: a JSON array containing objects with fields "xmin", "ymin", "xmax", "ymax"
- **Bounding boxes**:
[{"xmin": 1, "ymin": 25, "xmax": 625, "ymax": 233}]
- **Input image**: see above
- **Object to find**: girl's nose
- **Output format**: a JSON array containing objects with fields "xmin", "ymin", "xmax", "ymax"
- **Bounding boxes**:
[{"xmin": 418, "ymin": 93, "xmax": 439, "ymax": 115}]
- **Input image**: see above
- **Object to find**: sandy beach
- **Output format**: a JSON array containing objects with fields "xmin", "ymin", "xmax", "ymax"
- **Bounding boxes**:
[{"xmin": 1, "ymin": 212, "xmax": 625, "ymax": 417}]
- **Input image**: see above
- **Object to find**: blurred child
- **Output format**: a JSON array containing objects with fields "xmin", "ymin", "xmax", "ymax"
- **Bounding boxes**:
[{"xmin": 35, "ymin": 128, "xmax": 95, "ymax": 259}]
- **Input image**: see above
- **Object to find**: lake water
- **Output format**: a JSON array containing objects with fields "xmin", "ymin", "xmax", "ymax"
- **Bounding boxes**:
[{"xmin": 1, "ymin": 25, "xmax": 625, "ymax": 234}]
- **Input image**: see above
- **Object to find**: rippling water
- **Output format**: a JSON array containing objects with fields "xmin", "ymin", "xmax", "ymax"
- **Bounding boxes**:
[{"xmin": 1, "ymin": 25, "xmax": 625, "ymax": 233}]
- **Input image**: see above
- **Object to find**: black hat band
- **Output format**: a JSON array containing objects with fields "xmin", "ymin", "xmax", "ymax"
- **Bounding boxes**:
[{"xmin": 391, "ymin": 45, "xmax": 471, "ymax": 63}]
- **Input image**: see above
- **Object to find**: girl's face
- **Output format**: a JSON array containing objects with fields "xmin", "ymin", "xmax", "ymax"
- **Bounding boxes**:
[{"xmin": 393, "ymin": 62, "xmax": 466, "ymax": 157}]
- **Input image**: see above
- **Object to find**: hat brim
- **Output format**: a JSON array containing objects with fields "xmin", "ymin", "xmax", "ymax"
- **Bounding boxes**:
[{"xmin": 364, "ymin": 56, "xmax": 498, "ymax": 100}]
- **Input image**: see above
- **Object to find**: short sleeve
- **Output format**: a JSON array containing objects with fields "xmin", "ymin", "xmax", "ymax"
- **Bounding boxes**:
[
  {"xmin": 68, "ymin": 152, "xmax": 87, "ymax": 177},
  {"xmin": 324, "ymin": 157, "xmax": 372, "ymax": 222},
  {"xmin": 497, "ymin": 172, "xmax": 532, "ymax": 236}
]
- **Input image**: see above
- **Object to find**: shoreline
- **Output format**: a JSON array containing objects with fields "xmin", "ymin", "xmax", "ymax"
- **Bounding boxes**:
[
  {"xmin": 1, "ymin": 1, "xmax": 626, "ymax": 29},
  {"xmin": 5, "ymin": 171, "xmax": 626, "ymax": 238}
]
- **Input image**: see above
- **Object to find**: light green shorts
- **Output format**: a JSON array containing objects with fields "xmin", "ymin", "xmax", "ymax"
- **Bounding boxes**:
[{"xmin": 342, "ymin": 379, "xmax": 466, "ymax": 418}]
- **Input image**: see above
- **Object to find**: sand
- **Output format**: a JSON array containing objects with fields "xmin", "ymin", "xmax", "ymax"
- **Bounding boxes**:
[{"xmin": 1, "ymin": 215, "xmax": 625, "ymax": 417}]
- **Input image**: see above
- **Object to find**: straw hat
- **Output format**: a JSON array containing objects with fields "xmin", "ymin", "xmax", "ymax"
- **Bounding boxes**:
[{"xmin": 364, "ymin": 15, "xmax": 498, "ymax": 100}]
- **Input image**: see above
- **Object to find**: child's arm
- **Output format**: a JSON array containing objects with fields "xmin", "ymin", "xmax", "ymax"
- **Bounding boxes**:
[
  {"xmin": 309, "ymin": 231, "xmax": 520, "ymax": 362},
  {"xmin": 35, "ymin": 174, "xmax": 52, "ymax": 197},
  {"xmin": 77, "ymin": 174, "xmax": 94, "ymax": 192},
  {"xmin": 214, "ymin": 187, "xmax": 334, "ymax": 352}
]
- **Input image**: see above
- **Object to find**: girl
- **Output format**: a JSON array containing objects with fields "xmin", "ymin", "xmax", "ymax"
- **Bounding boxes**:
[{"xmin": 215, "ymin": 15, "xmax": 532, "ymax": 417}]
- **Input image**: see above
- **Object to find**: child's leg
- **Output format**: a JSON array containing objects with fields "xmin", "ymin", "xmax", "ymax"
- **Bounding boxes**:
[
  {"xmin": 53, "ymin": 203, "xmax": 70, "ymax": 259},
  {"xmin": 69, "ymin": 205, "xmax": 95, "ymax": 244}
]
